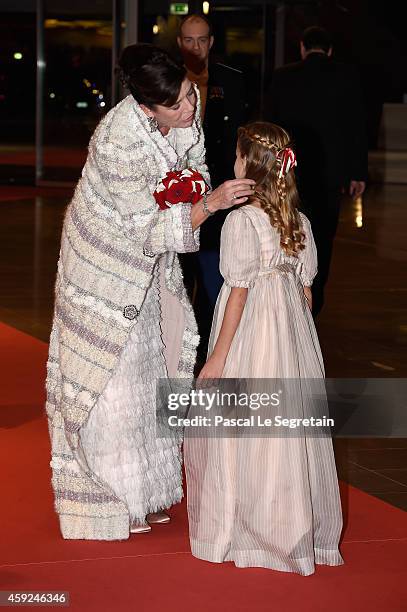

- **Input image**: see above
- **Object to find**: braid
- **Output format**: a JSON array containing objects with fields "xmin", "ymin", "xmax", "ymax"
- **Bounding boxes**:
[
  {"xmin": 238, "ymin": 123, "xmax": 305, "ymax": 257},
  {"xmin": 276, "ymin": 175, "xmax": 286, "ymax": 204},
  {"xmin": 240, "ymin": 127, "xmax": 279, "ymax": 153},
  {"xmin": 254, "ymin": 186, "xmax": 304, "ymax": 257}
]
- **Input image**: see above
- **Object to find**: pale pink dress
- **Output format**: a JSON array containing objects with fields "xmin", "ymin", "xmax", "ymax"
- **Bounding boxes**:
[{"xmin": 185, "ymin": 205, "xmax": 344, "ymax": 575}]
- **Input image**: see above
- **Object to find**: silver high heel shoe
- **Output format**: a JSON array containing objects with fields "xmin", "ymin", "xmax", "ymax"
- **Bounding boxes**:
[
  {"xmin": 130, "ymin": 521, "xmax": 152, "ymax": 534},
  {"xmin": 146, "ymin": 511, "xmax": 171, "ymax": 524}
]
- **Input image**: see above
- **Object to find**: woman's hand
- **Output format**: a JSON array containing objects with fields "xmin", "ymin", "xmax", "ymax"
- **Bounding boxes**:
[
  {"xmin": 206, "ymin": 178, "xmax": 256, "ymax": 212},
  {"xmin": 190, "ymin": 178, "xmax": 255, "ymax": 231},
  {"xmin": 197, "ymin": 353, "xmax": 225, "ymax": 380}
]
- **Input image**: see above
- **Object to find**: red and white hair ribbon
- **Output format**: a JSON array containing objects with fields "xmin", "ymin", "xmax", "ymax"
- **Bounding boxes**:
[{"xmin": 276, "ymin": 147, "xmax": 297, "ymax": 179}]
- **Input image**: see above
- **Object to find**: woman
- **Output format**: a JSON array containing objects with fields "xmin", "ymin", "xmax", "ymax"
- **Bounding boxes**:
[{"xmin": 46, "ymin": 43, "xmax": 254, "ymax": 540}]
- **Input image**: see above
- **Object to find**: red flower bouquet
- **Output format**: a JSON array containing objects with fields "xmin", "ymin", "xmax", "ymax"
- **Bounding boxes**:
[{"xmin": 153, "ymin": 168, "xmax": 210, "ymax": 210}]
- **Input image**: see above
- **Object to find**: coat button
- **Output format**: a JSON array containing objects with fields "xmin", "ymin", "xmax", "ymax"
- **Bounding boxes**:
[
  {"xmin": 143, "ymin": 247, "xmax": 155, "ymax": 257},
  {"xmin": 123, "ymin": 305, "xmax": 139, "ymax": 320}
]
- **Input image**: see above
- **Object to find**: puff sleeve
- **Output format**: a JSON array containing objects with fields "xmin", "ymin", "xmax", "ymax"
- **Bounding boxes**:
[
  {"xmin": 220, "ymin": 210, "xmax": 260, "ymax": 288},
  {"xmin": 297, "ymin": 212, "xmax": 318, "ymax": 286}
]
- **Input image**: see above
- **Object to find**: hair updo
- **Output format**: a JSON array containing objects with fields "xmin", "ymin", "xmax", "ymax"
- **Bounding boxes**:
[{"xmin": 118, "ymin": 43, "xmax": 186, "ymax": 109}]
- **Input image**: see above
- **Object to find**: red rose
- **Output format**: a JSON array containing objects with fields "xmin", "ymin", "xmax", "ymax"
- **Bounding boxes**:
[
  {"xmin": 162, "ymin": 171, "xmax": 179, "ymax": 190},
  {"xmin": 189, "ymin": 189, "xmax": 202, "ymax": 205},
  {"xmin": 165, "ymin": 180, "xmax": 192, "ymax": 204},
  {"xmin": 153, "ymin": 189, "xmax": 168, "ymax": 209},
  {"xmin": 153, "ymin": 169, "xmax": 209, "ymax": 210}
]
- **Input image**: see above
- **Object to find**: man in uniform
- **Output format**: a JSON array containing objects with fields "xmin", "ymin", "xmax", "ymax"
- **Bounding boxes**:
[{"xmin": 178, "ymin": 15, "xmax": 247, "ymax": 353}]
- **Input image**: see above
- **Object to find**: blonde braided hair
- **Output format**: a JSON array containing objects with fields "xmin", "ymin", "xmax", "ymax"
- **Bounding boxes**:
[{"xmin": 237, "ymin": 122, "xmax": 305, "ymax": 257}]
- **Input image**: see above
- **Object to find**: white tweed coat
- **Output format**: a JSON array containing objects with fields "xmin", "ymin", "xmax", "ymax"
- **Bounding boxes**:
[{"xmin": 46, "ymin": 92, "xmax": 210, "ymax": 539}]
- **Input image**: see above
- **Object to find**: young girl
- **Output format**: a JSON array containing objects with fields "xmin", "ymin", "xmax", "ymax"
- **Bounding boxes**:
[{"xmin": 185, "ymin": 122, "xmax": 344, "ymax": 575}]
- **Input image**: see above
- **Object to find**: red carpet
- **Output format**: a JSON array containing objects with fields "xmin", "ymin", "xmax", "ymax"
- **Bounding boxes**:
[{"xmin": 1, "ymin": 322, "xmax": 406, "ymax": 611}]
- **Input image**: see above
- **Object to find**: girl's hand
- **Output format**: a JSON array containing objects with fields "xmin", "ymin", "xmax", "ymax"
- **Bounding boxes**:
[
  {"xmin": 206, "ymin": 179, "xmax": 256, "ymax": 212},
  {"xmin": 197, "ymin": 353, "xmax": 225, "ymax": 381},
  {"xmin": 304, "ymin": 286, "xmax": 312, "ymax": 310}
]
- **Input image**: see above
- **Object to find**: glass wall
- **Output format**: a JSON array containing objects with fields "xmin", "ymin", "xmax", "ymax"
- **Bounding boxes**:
[
  {"xmin": 0, "ymin": 5, "xmax": 36, "ymax": 184},
  {"xmin": 0, "ymin": 0, "xmax": 277, "ymax": 185},
  {"xmin": 40, "ymin": 0, "xmax": 113, "ymax": 182}
]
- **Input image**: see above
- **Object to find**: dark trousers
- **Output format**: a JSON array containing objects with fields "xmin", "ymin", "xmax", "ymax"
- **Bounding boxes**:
[
  {"xmin": 179, "ymin": 250, "xmax": 223, "ymax": 359},
  {"xmin": 300, "ymin": 187, "xmax": 342, "ymax": 317},
  {"xmin": 197, "ymin": 249, "xmax": 224, "ymax": 307},
  {"xmin": 180, "ymin": 210, "xmax": 226, "ymax": 359}
]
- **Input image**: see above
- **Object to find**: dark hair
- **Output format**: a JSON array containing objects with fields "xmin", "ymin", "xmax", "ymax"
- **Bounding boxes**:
[
  {"xmin": 118, "ymin": 43, "xmax": 186, "ymax": 108},
  {"xmin": 301, "ymin": 26, "xmax": 332, "ymax": 53},
  {"xmin": 179, "ymin": 14, "xmax": 213, "ymax": 37}
]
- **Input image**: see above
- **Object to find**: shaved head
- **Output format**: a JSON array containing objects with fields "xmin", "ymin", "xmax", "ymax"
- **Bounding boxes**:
[
  {"xmin": 180, "ymin": 14, "xmax": 212, "ymax": 37},
  {"xmin": 178, "ymin": 14, "xmax": 214, "ymax": 71}
]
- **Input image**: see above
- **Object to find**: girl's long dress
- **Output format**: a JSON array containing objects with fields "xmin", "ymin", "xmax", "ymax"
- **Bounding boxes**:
[
  {"xmin": 185, "ymin": 205, "xmax": 344, "ymax": 575},
  {"xmin": 80, "ymin": 255, "xmax": 186, "ymax": 525}
]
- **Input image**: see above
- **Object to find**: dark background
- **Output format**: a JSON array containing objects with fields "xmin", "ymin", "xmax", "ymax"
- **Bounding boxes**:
[{"xmin": 0, "ymin": 0, "xmax": 406, "ymax": 182}]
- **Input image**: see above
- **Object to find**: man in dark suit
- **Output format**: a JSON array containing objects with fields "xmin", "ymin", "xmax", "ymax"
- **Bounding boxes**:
[
  {"xmin": 177, "ymin": 15, "xmax": 247, "ymax": 352},
  {"xmin": 267, "ymin": 26, "xmax": 367, "ymax": 316}
]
